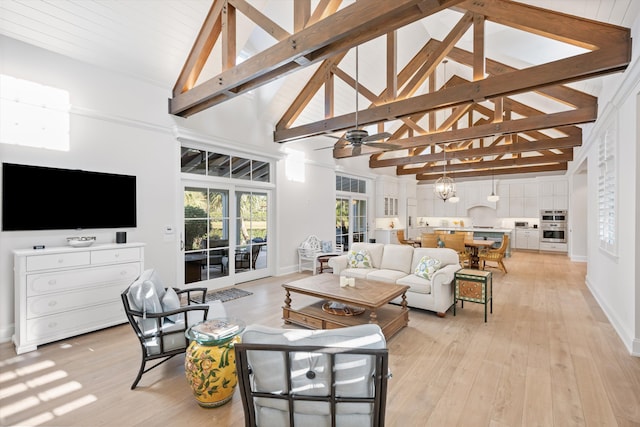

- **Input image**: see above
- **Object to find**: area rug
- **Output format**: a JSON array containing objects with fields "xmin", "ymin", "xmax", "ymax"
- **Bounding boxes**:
[{"xmin": 205, "ymin": 287, "xmax": 253, "ymax": 303}]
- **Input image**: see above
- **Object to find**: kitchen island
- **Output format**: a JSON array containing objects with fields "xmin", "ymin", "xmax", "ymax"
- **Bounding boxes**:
[{"xmin": 433, "ymin": 227, "xmax": 513, "ymax": 257}]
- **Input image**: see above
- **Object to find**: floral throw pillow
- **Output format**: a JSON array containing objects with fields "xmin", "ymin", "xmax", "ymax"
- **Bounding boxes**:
[
  {"xmin": 414, "ymin": 256, "xmax": 441, "ymax": 279},
  {"xmin": 347, "ymin": 250, "xmax": 371, "ymax": 268}
]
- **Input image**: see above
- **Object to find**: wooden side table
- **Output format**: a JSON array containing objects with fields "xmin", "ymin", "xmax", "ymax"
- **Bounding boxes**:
[
  {"xmin": 453, "ymin": 269, "xmax": 493, "ymax": 322},
  {"xmin": 317, "ymin": 254, "xmax": 339, "ymax": 274}
]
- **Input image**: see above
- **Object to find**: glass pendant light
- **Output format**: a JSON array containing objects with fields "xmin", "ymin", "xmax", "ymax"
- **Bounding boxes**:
[{"xmin": 434, "ymin": 146, "xmax": 456, "ymax": 202}]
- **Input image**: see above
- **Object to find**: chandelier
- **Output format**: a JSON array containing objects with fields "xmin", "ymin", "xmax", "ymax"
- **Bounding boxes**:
[{"xmin": 434, "ymin": 146, "xmax": 456, "ymax": 202}]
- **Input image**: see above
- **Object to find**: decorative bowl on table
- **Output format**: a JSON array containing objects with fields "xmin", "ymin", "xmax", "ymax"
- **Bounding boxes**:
[{"xmin": 66, "ymin": 236, "xmax": 96, "ymax": 247}]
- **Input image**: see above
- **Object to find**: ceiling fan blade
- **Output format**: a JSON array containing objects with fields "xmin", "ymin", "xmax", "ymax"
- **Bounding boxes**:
[
  {"xmin": 361, "ymin": 132, "xmax": 392, "ymax": 143},
  {"xmin": 363, "ymin": 142, "xmax": 401, "ymax": 150}
]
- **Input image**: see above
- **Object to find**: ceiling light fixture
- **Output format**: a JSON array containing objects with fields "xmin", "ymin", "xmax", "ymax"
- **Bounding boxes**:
[
  {"xmin": 434, "ymin": 146, "xmax": 456, "ymax": 202},
  {"xmin": 487, "ymin": 171, "xmax": 500, "ymax": 202}
]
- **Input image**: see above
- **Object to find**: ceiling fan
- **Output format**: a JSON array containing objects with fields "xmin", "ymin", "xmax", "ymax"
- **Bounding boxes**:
[{"xmin": 317, "ymin": 46, "xmax": 398, "ymax": 156}]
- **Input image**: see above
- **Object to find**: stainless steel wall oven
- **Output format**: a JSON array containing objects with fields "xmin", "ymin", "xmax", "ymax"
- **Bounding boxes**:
[{"xmin": 540, "ymin": 210, "xmax": 567, "ymax": 243}]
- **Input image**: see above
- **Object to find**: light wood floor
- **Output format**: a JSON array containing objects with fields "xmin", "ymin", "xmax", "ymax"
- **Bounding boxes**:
[{"xmin": 2, "ymin": 251, "xmax": 640, "ymax": 426}]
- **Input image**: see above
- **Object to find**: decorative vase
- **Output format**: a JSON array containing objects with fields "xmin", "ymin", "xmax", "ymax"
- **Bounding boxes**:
[{"xmin": 184, "ymin": 318, "xmax": 245, "ymax": 408}]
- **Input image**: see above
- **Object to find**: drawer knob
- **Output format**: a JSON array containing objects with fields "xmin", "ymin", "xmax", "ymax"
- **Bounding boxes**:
[
  {"xmin": 48, "ymin": 300, "xmax": 57, "ymax": 307},
  {"xmin": 48, "ymin": 322, "xmax": 57, "ymax": 328},
  {"xmin": 48, "ymin": 279, "xmax": 57, "ymax": 285},
  {"xmin": 58, "ymin": 258, "xmax": 64, "ymax": 263},
  {"xmin": 114, "ymin": 253, "xmax": 120, "ymax": 258}
]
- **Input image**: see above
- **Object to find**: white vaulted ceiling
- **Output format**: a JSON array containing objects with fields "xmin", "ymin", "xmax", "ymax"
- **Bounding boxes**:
[{"xmin": 1, "ymin": 0, "xmax": 638, "ymax": 92}]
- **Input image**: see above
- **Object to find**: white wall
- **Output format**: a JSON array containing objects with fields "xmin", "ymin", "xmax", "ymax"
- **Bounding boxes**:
[
  {"xmin": 570, "ymin": 170, "xmax": 588, "ymax": 261},
  {"xmin": 575, "ymin": 19, "xmax": 640, "ymax": 354},
  {"xmin": 0, "ymin": 35, "xmax": 365, "ymax": 344}
]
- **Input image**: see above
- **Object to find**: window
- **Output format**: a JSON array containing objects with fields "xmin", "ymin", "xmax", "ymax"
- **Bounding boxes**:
[
  {"xmin": 181, "ymin": 146, "xmax": 270, "ymax": 183},
  {"xmin": 0, "ymin": 75, "xmax": 70, "ymax": 151},
  {"xmin": 598, "ymin": 118, "xmax": 617, "ymax": 254},
  {"xmin": 336, "ymin": 175, "xmax": 366, "ymax": 193}
]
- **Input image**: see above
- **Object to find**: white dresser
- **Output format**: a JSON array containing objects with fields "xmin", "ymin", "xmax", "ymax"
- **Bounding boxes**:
[{"xmin": 13, "ymin": 243, "xmax": 144, "ymax": 354}]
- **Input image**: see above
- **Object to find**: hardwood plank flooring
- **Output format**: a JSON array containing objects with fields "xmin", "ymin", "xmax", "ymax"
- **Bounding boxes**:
[{"xmin": 2, "ymin": 251, "xmax": 640, "ymax": 426}]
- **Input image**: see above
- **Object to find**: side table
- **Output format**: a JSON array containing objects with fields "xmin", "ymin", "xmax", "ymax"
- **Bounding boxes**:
[
  {"xmin": 317, "ymin": 254, "xmax": 339, "ymax": 274},
  {"xmin": 185, "ymin": 318, "xmax": 246, "ymax": 407},
  {"xmin": 453, "ymin": 269, "xmax": 493, "ymax": 322}
]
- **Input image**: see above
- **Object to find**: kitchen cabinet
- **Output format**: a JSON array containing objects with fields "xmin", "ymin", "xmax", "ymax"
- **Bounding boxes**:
[
  {"xmin": 509, "ymin": 182, "xmax": 538, "ymax": 217},
  {"xmin": 13, "ymin": 243, "xmax": 145, "ymax": 354},
  {"xmin": 515, "ymin": 229, "xmax": 540, "ymax": 250},
  {"xmin": 539, "ymin": 180, "xmax": 568, "ymax": 210},
  {"xmin": 539, "ymin": 242, "xmax": 567, "ymax": 252}
]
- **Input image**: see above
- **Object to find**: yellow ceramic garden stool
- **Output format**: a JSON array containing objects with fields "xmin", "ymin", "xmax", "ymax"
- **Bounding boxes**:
[{"xmin": 184, "ymin": 318, "xmax": 245, "ymax": 407}]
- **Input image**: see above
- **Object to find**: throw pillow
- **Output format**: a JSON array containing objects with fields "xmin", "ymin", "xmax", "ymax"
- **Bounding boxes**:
[
  {"xmin": 347, "ymin": 249, "xmax": 371, "ymax": 268},
  {"xmin": 161, "ymin": 287, "xmax": 181, "ymax": 323},
  {"xmin": 414, "ymin": 256, "xmax": 442, "ymax": 279}
]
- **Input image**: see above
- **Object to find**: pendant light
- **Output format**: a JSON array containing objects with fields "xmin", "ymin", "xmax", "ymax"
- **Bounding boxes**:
[
  {"xmin": 487, "ymin": 171, "xmax": 500, "ymax": 202},
  {"xmin": 434, "ymin": 146, "xmax": 456, "ymax": 202}
]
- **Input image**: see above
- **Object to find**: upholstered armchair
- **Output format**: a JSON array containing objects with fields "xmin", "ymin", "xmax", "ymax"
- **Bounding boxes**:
[
  {"xmin": 235, "ymin": 324, "xmax": 390, "ymax": 427},
  {"xmin": 121, "ymin": 269, "xmax": 226, "ymax": 389}
]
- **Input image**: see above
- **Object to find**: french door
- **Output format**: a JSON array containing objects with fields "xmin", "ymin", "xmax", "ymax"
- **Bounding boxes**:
[
  {"xmin": 182, "ymin": 183, "xmax": 270, "ymax": 287},
  {"xmin": 336, "ymin": 197, "xmax": 367, "ymax": 252}
]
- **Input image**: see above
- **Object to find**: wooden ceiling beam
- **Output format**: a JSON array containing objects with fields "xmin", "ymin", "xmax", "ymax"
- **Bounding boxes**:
[
  {"xmin": 230, "ymin": 0, "xmax": 291, "ymax": 42},
  {"xmin": 369, "ymin": 135, "xmax": 581, "ymax": 167},
  {"xmin": 337, "ymin": 105, "xmax": 595, "ymax": 158},
  {"xmin": 397, "ymin": 151, "xmax": 573, "ymax": 175},
  {"xmin": 275, "ymin": 43, "xmax": 623, "ymax": 144},
  {"xmin": 170, "ymin": 0, "xmax": 464, "ymax": 116},
  {"xmin": 417, "ymin": 163, "xmax": 568, "ymax": 181},
  {"xmin": 172, "ymin": 0, "xmax": 224, "ymax": 95}
]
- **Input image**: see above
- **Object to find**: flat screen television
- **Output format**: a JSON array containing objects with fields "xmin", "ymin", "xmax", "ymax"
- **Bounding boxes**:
[{"xmin": 2, "ymin": 163, "xmax": 137, "ymax": 231}]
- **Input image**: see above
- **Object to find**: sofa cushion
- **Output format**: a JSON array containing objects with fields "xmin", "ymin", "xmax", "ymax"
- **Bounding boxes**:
[
  {"xmin": 414, "ymin": 256, "xmax": 441, "ymax": 280},
  {"xmin": 347, "ymin": 250, "xmax": 372, "ymax": 268},
  {"xmin": 396, "ymin": 274, "xmax": 432, "ymax": 294},
  {"xmin": 366, "ymin": 269, "xmax": 407, "ymax": 284},
  {"xmin": 350, "ymin": 243, "xmax": 384, "ymax": 268},
  {"xmin": 379, "ymin": 244, "xmax": 414, "ymax": 273},
  {"xmin": 411, "ymin": 248, "xmax": 459, "ymax": 271},
  {"xmin": 341, "ymin": 267, "xmax": 375, "ymax": 279}
]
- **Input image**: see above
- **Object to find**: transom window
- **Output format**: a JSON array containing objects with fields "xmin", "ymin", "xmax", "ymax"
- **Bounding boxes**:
[{"xmin": 181, "ymin": 147, "xmax": 270, "ymax": 182}]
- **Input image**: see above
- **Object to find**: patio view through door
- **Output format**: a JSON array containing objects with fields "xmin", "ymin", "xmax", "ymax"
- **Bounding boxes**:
[
  {"xmin": 183, "ymin": 185, "xmax": 269, "ymax": 286},
  {"xmin": 336, "ymin": 197, "xmax": 367, "ymax": 252}
]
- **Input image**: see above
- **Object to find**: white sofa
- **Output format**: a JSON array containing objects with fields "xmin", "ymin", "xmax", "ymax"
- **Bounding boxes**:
[{"xmin": 328, "ymin": 242, "xmax": 461, "ymax": 317}]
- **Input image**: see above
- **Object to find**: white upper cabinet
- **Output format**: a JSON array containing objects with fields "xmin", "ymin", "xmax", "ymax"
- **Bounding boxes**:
[{"xmin": 539, "ymin": 179, "xmax": 568, "ymax": 210}]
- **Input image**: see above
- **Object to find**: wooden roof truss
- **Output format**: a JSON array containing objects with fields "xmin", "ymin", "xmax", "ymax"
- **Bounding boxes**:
[{"xmin": 171, "ymin": 0, "xmax": 631, "ymax": 180}]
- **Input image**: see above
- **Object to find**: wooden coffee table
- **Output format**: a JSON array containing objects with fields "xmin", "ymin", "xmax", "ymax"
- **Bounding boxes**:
[{"xmin": 282, "ymin": 275, "xmax": 410, "ymax": 339}]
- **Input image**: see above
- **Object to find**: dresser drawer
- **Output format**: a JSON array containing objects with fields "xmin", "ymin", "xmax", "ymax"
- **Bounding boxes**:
[
  {"xmin": 26, "ymin": 301, "xmax": 125, "ymax": 343},
  {"xmin": 27, "ymin": 262, "xmax": 141, "ymax": 296},
  {"xmin": 91, "ymin": 247, "xmax": 141, "ymax": 265},
  {"xmin": 26, "ymin": 283, "xmax": 124, "ymax": 319},
  {"xmin": 26, "ymin": 252, "xmax": 91, "ymax": 272}
]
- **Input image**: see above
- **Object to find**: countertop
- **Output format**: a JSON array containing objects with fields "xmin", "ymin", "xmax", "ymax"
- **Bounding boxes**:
[{"xmin": 433, "ymin": 227, "xmax": 514, "ymax": 233}]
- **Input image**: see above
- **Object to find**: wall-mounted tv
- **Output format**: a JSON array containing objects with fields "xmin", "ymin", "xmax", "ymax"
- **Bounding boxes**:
[{"xmin": 2, "ymin": 163, "xmax": 137, "ymax": 231}]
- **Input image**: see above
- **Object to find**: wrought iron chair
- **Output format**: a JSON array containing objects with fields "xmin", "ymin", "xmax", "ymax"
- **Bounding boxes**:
[
  {"xmin": 235, "ymin": 324, "xmax": 390, "ymax": 427},
  {"xmin": 121, "ymin": 269, "xmax": 224, "ymax": 389}
]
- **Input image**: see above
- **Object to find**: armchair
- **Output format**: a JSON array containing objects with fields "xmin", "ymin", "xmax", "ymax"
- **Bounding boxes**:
[
  {"xmin": 235, "ymin": 324, "xmax": 389, "ymax": 427},
  {"xmin": 121, "ymin": 269, "xmax": 226, "ymax": 389}
]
